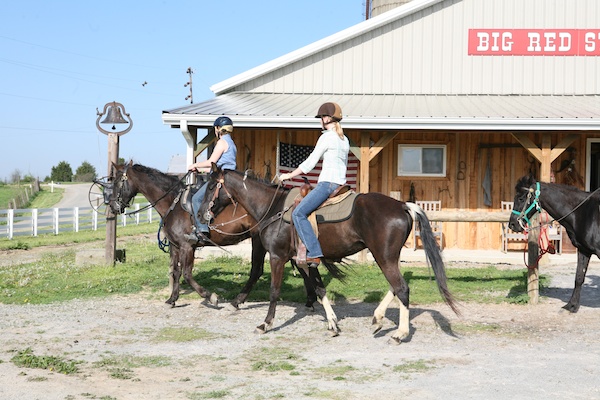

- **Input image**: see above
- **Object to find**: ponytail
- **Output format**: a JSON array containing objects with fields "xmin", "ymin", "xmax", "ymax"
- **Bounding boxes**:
[{"xmin": 334, "ymin": 121, "xmax": 344, "ymax": 139}]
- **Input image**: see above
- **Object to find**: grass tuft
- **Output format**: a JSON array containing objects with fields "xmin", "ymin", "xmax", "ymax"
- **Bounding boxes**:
[{"xmin": 11, "ymin": 348, "xmax": 80, "ymax": 374}]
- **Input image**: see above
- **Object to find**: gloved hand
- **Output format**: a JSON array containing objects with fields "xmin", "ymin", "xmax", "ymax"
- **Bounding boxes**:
[{"xmin": 279, "ymin": 173, "xmax": 292, "ymax": 181}]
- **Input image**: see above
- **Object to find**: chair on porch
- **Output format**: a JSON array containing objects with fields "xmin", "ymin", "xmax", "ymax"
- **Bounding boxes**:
[{"xmin": 413, "ymin": 200, "xmax": 443, "ymax": 250}]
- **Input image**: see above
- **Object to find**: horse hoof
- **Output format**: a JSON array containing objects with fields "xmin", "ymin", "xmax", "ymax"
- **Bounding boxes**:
[
  {"xmin": 372, "ymin": 322, "xmax": 383, "ymax": 335},
  {"xmin": 561, "ymin": 303, "xmax": 579, "ymax": 313},
  {"xmin": 255, "ymin": 323, "xmax": 271, "ymax": 334},
  {"xmin": 255, "ymin": 325, "xmax": 267, "ymax": 334},
  {"xmin": 165, "ymin": 301, "xmax": 176, "ymax": 308},
  {"xmin": 387, "ymin": 336, "xmax": 402, "ymax": 346},
  {"xmin": 209, "ymin": 293, "xmax": 219, "ymax": 307},
  {"xmin": 328, "ymin": 328, "xmax": 340, "ymax": 338},
  {"xmin": 225, "ymin": 303, "xmax": 239, "ymax": 312}
]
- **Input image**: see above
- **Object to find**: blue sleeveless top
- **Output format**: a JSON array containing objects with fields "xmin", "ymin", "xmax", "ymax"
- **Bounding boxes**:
[{"xmin": 216, "ymin": 134, "xmax": 237, "ymax": 170}]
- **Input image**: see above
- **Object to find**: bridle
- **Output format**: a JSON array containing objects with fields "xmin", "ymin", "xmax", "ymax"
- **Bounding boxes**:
[
  {"xmin": 110, "ymin": 165, "xmax": 190, "ymax": 217},
  {"xmin": 514, "ymin": 182, "xmax": 541, "ymax": 230}
]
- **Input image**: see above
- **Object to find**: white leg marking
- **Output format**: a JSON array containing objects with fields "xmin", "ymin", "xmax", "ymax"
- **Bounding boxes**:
[
  {"xmin": 320, "ymin": 295, "xmax": 339, "ymax": 335},
  {"xmin": 392, "ymin": 297, "xmax": 410, "ymax": 343}
]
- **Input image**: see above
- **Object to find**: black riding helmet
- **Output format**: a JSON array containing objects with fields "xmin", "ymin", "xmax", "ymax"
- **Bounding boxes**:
[
  {"xmin": 213, "ymin": 116, "xmax": 233, "ymax": 134},
  {"xmin": 214, "ymin": 116, "xmax": 233, "ymax": 128}
]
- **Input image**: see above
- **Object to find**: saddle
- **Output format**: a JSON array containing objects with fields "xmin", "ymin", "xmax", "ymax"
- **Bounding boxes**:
[
  {"xmin": 285, "ymin": 183, "xmax": 357, "ymax": 265},
  {"xmin": 180, "ymin": 174, "xmax": 209, "ymax": 216}
]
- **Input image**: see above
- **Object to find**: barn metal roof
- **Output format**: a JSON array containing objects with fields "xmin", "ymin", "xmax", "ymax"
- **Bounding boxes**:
[
  {"xmin": 162, "ymin": 93, "xmax": 600, "ymax": 131},
  {"xmin": 209, "ymin": 0, "xmax": 443, "ymax": 95}
]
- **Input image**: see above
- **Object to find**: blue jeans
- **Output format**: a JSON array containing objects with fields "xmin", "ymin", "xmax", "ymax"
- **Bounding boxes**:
[
  {"xmin": 292, "ymin": 181, "xmax": 339, "ymax": 259},
  {"xmin": 191, "ymin": 182, "xmax": 209, "ymax": 233}
]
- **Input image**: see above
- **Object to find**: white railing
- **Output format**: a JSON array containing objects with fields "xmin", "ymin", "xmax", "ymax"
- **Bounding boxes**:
[{"xmin": 0, "ymin": 203, "xmax": 160, "ymax": 240}]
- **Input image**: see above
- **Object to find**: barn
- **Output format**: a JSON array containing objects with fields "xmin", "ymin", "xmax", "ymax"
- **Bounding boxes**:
[{"xmin": 161, "ymin": 0, "xmax": 600, "ymax": 251}]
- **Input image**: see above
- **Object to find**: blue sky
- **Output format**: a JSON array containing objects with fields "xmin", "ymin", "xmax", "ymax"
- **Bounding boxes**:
[{"xmin": 0, "ymin": 1, "xmax": 365, "ymax": 182}]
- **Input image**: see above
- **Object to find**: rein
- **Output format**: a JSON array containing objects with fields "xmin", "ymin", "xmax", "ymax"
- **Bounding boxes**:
[
  {"xmin": 207, "ymin": 170, "xmax": 287, "ymax": 237},
  {"xmin": 118, "ymin": 169, "xmax": 191, "ymax": 217}
]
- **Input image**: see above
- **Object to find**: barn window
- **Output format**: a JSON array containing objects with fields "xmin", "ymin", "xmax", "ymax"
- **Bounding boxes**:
[{"xmin": 397, "ymin": 145, "xmax": 446, "ymax": 177}]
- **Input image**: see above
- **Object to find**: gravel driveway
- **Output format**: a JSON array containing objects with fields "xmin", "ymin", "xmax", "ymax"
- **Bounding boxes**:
[{"xmin": 0, "ymin": 255, "xmax": 599, "ymax": 400}]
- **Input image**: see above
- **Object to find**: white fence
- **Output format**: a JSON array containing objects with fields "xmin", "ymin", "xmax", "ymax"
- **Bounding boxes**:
[{"xmin": 0, "ymin": 203, "xmax": 160, "ymax": 240}]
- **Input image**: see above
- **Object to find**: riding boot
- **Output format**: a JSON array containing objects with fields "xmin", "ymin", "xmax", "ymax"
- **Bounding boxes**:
[{"xmin": 184, "ymin": 229, "xmax": 210, "ymax": 246}]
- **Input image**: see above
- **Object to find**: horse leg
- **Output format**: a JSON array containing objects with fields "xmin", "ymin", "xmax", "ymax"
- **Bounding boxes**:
[
  {"xmin": 230, "ymin": 236, "xmax": 266, "ymax": 310},
  {"xmin": 255, "ymin": 257, "xmax": 286, "ymax": 334},
  {"xmin": 165, "ymin": 247, "xmax": 181, "ymax": 307},
  {"xmin": 181, "ymin": 246, "xmax": 218, "ymax": 306},
  {"xmin": 307, "ymin": 266, "xmax": 340, "ymax": 336},
  {"xmin": 295, "ymin": 261, "xmax": 318, "ymax": 310},
  {"xmin": 563, "ymin": 251, "xmax": 591, "ymax": 313},
  {"xmin": 373, "ymin": 260, "xmax": 410, "ymax": 344},
  {"xmin": 372, "ymin": 290, "xmax": 395, "ymax": 334}
]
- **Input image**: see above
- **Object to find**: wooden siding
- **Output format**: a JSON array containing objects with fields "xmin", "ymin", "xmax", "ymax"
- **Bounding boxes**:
[
  {"xmin": 232, "ymin": 0, "xmax": 600, "ymax": 96},
  {"xmin": 230, "ymin": 129, "xmax": 598, "ymax": 250}
]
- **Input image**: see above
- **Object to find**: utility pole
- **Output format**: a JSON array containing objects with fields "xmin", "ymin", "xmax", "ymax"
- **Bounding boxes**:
[{"xmin": 184, "ymin": 67, "xmax": 194, "ymax": 104}]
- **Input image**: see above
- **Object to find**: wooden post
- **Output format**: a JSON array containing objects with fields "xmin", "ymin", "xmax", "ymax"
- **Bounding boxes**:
[
  {"xmin": 105, "ymin": 132, "xmax": 119, "ymax": 265},
  {"xmin": 527, "ymin": 213, "xmax": 540, "ymax": 304}
]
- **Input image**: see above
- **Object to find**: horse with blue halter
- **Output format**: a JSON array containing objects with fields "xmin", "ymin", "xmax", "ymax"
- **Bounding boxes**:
[
  {"xmin": 200, "ymin": 164, "xmax": 460, "ymax": 344},
  {"xmin": 509, "ymin": 174, "xmax": 600, "ymax": 312},
  {"xmin": 107, "ymin": 161, "xmax": 320, "ymax": 309}
]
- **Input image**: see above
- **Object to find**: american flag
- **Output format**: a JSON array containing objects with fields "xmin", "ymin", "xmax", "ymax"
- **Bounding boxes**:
[{"xmin": 278, "ymin": 142, "xmax": 358, "ymax": 190}]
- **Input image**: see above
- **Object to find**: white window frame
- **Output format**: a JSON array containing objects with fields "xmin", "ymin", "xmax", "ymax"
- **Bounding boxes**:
[{"xmin": 397, "ymin": 144, "xmax": 447, "ymax": 177}]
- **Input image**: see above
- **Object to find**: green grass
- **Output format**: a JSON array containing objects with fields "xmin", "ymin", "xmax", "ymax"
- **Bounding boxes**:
[
  {"xmin": 0, "ymin": 223, "xmax": 157, "ymax": 251},
  {"xmin": 11, "ymin": 347, "xmax": 80, "ymax": 374},
  {"xmin": 0, "ymin": 184, "xmax": 546, "ymax": 307},
  {"xmin": 28, "ymin": 186, "xmax": 64, "ymax": 209},
  {"xmin": 0, "ymin": 239, "xmax": 546, "ymax": 306}
]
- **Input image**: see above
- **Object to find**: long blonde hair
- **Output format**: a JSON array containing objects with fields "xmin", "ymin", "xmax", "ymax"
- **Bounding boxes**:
[{"xmin": 333, "ymin": 121, "xmax": 344, "ymax": 139}]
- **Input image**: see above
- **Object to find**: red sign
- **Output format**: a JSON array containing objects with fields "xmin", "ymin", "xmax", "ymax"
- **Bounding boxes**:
[{"xmin": 468, "ymin": 29, "xmax": 600, "ymax": 56}]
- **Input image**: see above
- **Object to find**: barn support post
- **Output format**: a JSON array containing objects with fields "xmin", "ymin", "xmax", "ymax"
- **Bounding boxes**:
[
  {"xmin": 527, "ymin": 213, "xmax": 541, "ymax": 304},
  {"xmin": 511, "ymin": 133, "xmax": 578, "ymax": 303}
]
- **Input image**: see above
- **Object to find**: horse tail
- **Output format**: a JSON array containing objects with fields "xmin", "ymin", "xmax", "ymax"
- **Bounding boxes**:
[
  {"xmin": 321, "ymin": 260, "xmax": 348, "ymax": 283},
  {"xmin": 405, "ymin": 203, "xmax": 461, "ymax": 316}
]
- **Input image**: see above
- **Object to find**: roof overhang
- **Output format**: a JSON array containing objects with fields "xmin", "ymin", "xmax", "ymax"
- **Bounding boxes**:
[{"xmin": 162, "ymin": 93, "xmax": 600, "ymax": 132}]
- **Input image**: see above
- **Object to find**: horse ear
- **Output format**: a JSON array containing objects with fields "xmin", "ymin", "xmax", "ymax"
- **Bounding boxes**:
[
  {"xmin": 211, "ymin": 162, "xmax": 218, "ymax": 173},
  {"xmin": 128, "ymin": 160, "xmax": 133, "ymax": 167}
]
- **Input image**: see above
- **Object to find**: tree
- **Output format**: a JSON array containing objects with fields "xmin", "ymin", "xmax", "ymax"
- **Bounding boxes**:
[
  {"xmin": 10, "ymin": 169, "xmax": 22, "ymax": 184},
  {"xmin": 74, "ymin": 161, "xmax": 97, "ymax": 182},
  {"xmin": 50, "ymin": 161, "xmax": 73, "ymax": 182}
]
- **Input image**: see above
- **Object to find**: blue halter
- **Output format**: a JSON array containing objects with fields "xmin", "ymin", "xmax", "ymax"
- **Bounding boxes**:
[{"xmin": 513, "ymin": 182, "xmax": 541, "ymax": 227}]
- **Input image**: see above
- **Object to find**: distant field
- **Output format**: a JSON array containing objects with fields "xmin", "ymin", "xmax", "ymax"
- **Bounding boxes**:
[{"xmin": 0, "ymin": 185, "xmax": 30, "ymax": 209}]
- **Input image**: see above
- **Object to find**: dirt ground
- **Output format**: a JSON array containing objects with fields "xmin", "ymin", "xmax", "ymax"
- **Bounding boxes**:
[{"xmin": 1, "ymin": 244, "xmax": 599, "ymax": 400}]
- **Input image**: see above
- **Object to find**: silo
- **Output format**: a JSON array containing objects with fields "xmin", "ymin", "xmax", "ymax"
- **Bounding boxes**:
[{"xmin": 369, "ymin": 0, "xmax": 412, "ymax": 18}]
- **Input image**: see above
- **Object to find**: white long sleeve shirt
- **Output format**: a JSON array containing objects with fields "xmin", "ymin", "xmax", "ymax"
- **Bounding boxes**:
[{"xmin": 299, "ymin": 129, "xmax": 350, "ymax": 185}]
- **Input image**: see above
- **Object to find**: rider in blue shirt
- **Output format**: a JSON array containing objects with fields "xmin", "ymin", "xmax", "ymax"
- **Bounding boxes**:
[{"xmin": 184, "ymin": 116, "xmax": 237, "ymax": 245}]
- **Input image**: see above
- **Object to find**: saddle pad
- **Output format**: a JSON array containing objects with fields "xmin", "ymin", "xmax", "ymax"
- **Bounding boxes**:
[{"xmin": 282, "ymin": 188, "xmax": 359, "ymax": 224}]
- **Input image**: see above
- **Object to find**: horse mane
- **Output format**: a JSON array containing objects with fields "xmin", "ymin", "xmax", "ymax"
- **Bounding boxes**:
[
  {"xmin": 515, "ymin": 174, "xmax": 536, "ymax": 191},
  {"xmin": 226, "ymin": 169, "xmax": 282, "ymax": 189},
  {"xmin": 132, "ymin": 163, "xmax": 184, "ymax": 190}
]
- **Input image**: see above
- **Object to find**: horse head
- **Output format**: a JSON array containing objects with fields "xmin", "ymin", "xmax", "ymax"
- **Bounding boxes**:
[
  {"xmin": 508, "ymin": 174, "xmax": 539, "ymax": 232},
  {"xmin": 109, "ymin": 161, "xmax": 138, "ymax": 214}
]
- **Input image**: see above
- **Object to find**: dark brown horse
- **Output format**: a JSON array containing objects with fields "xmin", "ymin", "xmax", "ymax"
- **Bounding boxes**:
[
  {"xmin": 509, "ymin": 174, "xmax": 600, "ymax": 312},
  {"xmin": 200, "ymin": 165, "xmax": 459, "ymax": 343},
  {"xmin": 108, "ymin": 162, "xmax": 318, "ymax": 309}
]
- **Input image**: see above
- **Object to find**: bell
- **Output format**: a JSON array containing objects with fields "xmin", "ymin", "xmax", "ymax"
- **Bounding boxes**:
[{"xmin": 101, "ymin": 103, "xmax": 129, "ymax": 130}]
